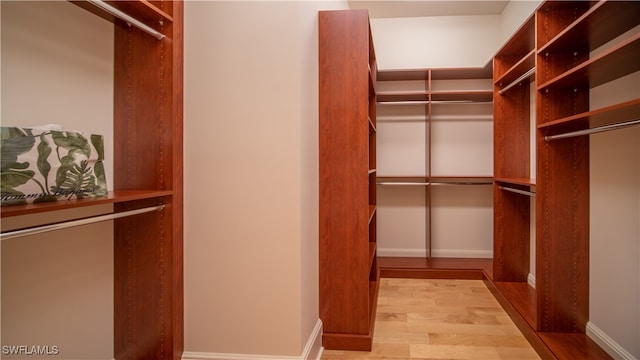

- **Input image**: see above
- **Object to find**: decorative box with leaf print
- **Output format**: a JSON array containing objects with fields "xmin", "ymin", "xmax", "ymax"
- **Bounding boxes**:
[{"xmin": 1, "ymin": 126, "xmax": 108, "ymax": 206}]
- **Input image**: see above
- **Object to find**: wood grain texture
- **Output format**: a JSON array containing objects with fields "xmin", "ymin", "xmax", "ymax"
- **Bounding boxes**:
[
  {"xmin": 112, "ymin": 1, "xmax": 183, "ymax": 358},
  {"xmin": 322, "ymin": 278, "xmax": 541, "ymax": 360},
  {"xmin": 319, "ymin": 9, "xmax": 378, "ymax": 348}
]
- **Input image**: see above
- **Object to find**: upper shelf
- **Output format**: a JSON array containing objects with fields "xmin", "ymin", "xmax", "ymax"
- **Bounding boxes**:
[
  {"xmin": 494, "ymin": 50, "xmax": 535, "ymax": 91},
  {"xmin": 377, "ymin": 66, "xmax": 492, "ymax": 103},
  {"xmin": 1, "ymin": 190, "xmax": 172, "ymax": 218},
  {"xmin": 493, "ymin": 15, "xmax": 535, "ymax": 81},
  {"xmin": 537, "ymin": 1, "xmax": 640, "ymax": 54},
  {"xmin": 537, "ymin": 33, "xmax": 640, "ymax": 92},
  {"xmin": 70, "ymin": 0, "xmax": 173, "ymax": 38}
]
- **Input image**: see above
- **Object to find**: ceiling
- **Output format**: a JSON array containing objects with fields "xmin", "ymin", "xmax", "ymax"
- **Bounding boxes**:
[{"xmin": 347, "ymin": 0, "xmax": 510, "ymax": 18}]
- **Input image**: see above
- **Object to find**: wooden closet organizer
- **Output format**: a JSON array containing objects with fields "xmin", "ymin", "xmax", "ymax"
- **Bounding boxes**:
[
  {"xmin": 319, "ymin": 9, "xmax": 379, "ymax": 351},
  {"xmin": 376, "ymin": 66, "xmax": 494, "ymax": 269},
  {"xmin": 492, "ymin": 1, "xmax": 639, "ymax": 358},
  {"xmin": 1, "ymin": 1, "xmax": 184, "ymax": 359}
]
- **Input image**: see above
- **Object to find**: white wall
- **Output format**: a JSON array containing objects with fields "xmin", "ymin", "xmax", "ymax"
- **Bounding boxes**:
[
  {"xmin": 371, "ymin": 14, "xmax": 500, "ymax": 69},
  {"xmin": 1, "ymin": 2, "xmax": 114, "ymax": 359},
  {"xmin": 183, "ymin": 1, "xmax": 346, "ymax": 358},
  {"xmin": 372, "ymin": 14, "xmax": 498, "ymax": 258},
  {"xmin": 499, "ymin": 1, "xmax": 542, "ymax": 46},
  {"xmin": 589, "ymin": 69, "xmax": 640, "ymax": 360}
]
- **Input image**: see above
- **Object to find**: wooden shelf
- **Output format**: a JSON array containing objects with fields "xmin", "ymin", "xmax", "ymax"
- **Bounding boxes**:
[
  {"xmin": 430, "ymin": 176, "xmax": 493, "ymax": 184},
  {"xmin": 368, "ymin": 117, "xmax": 376, "ymax": 133},
  {"xmin": 368, "ymin": 205, "xmax": 376, "ymax": 223},
  {"xmin": 494, "ymin": 282, "xmax": 536, "ymax": 329},
  {"xmin": 430, "ymin": 65, "xmax": 492, "ymax": 80},
  {"xmin": 71, "ymin": 0, "xmax": 173, "ymax": 28},
  {"xmin": 494, "ymin": 177, "xmax": 536, "ymax": 187},
  {"xmin": 368, "ymin": 242, "xmax": 377, "ymax": 272},
  {"xmin": 430, "ymin": 90, "xmax": 493, "ymax": 103},
  {"xmin": 538, "ymin": 33, "xmax": 640, "ymax": 92},
  {"xmin": 494, "ymin": 50, "xmax": 535, "ymax": 90},
  {"xmin": 378, "ymin": 69, "xmax": 428, "ymax": 81},
  {"xmin": 0, "ymin": 190, "xmax": 173, "ymax": 218},
  {"xmin": 377, "ymin": 90, "xmax": 428, "ymax": 102},
  {"xmin": 539, "ymin": 98, "xmax": 640, "ymax": 134},
  {"xmin": 539, "ymin": 333, "xmax": 616, "ymax": 360},
  {"xmin": 537, "ymin": 1, "xmax": 640, "ymax": 54},
  {"xmin": 494, "ymin": 15, "xmax": 534, "ymax": 81},
  {"xmin": 379, "ymin": 257, "xmax": 493, "ymax": 280}
]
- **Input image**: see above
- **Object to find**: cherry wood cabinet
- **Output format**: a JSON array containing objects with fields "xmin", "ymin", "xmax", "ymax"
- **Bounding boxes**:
[
  {"xmin": 493, "ymin": 1, "xmax": 639, "ymax": 358},
  {"xmin": 319, "ymin": 9, "xmax": 379, "ymax": 351},
  {"xmin": 1, "ymin": 1, "xmax": 184, "ymax": 359}
]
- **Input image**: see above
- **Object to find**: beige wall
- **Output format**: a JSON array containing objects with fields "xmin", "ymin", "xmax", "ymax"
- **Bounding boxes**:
[
  {"xmin": 371, "ymin": 14, "xmax": 501, "ymax": 70},
  {"xmin": 183, "ymin": 1, "xmax": 346, "ymax": 357},
  {"xmin": 589, "ymin": 62, "xmax": 640, "ymax": 358}
]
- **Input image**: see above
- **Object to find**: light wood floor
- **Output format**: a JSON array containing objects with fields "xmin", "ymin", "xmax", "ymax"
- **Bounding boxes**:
[{"xmin": 321, "ymin": 278, "xmax": 541, "ymax": 360}]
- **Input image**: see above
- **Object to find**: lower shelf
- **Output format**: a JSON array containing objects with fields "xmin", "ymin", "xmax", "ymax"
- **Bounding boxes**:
[{"xmin": 378, "ymin": 256, "xmax": 492, "ymax": 279}]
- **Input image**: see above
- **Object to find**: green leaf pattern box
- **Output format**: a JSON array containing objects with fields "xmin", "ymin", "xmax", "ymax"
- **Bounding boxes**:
[{"xmin": 1, "ymin": 126, "xmax": 108, "ymax": 206}]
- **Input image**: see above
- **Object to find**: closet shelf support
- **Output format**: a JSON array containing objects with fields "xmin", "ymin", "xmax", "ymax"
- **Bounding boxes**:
[
  {"xmin": 0, "ymin": 205, "xmax": 165, "ymax": 241},
  {"xmin": 87, "ymin": 0, "xmax": 166, "ymax": 40},
  {"xmin": 544, "ymin": 118, "xmax": 640, "ymax": 141}
]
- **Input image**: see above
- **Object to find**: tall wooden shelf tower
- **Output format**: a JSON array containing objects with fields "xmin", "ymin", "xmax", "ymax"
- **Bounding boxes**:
[
  {"xmin": 493, "ymin": 1, "xmax": 639, "ymax": 358},
  {"xmin": 319, "ymin": 9, "xmax": 379, "ymax": 351}
]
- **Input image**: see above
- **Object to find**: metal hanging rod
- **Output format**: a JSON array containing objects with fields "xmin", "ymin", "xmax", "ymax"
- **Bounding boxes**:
[
  {"xmin": 431, "ymin": 182, "xmax": 493, "ymax": 186},
  {"xmin": 0, "ymin": 205, "xmax": 164, "ymax": 241},
  {"xmin": 377, "ymin": 182, "xmax": 430, "ymax": 186},
  {"xmin": 499, "ymin": 186, "xmax": 535, "ymax": 197},
  {"xmin": 378, "ymin": 181, "xmax": 493, "ymax": 186},
  {"xmin": 498, "ymin": 68, "xmax": 535, "ymax": 95},
  {"xmin": 377, "ymin": 100, "xmax": 485, "ymax": 105},
  {"xmin": 87, "ymin": 0, "xmax": 166, "ymax": 40},
  {"xmin": 377, "ymin": 101, "xmax": 429, "ymax": 105},
  {"xmin": 544, "ymin": 118, "xmax": 640, "ymax": 141}
]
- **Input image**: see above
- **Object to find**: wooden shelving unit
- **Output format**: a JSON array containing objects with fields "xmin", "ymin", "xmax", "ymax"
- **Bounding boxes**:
[
  {"xmin": 319, "ymin": 9, "xmax": 379, "ymax": 351},
  {"xmin": 376, "ymin": 65, "xmax": 493, "ymax": 262},
  {"xmin": 492, "ymin": 1, "xmax": 639, "ymax": 358},
  {"xmin": 2, "ymin": 1, "xmax": 184, "ymax": 358}
]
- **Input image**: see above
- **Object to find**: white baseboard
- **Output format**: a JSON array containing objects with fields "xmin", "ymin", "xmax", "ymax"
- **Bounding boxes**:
[
  {"xmin": 377, "ymin": 248, "xmax": 492, "ymax": 259},
  {"xmin": 430, "ymin": 249, "xmax": 493, "ymax": 258},
  {"xmin": 586, "ymin": 321, "xmax": 638, "ymax": 360},
  {"xmin": 377, "ymin": 248, "xmax": 427, "ymax": 257},
  {"xmin": 182, "ymin": 319, "xmax": 323, "ymax": 360},
  {"xmin": 527, "ymin": 273, "xmax": 536, "ymax": 288}
]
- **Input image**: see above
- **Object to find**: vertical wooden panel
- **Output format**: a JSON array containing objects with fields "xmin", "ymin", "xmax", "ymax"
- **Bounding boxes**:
[
  {"xmin": 113, "ymin": 1, "xmax": 183, "ymax": 358},
  {"xmin": 319, "ymin": 9, "xmax": 376, "ymax": 350}
]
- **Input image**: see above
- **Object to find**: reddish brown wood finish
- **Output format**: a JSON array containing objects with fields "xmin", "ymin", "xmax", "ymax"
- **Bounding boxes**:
[
  {"xmin": 539, "ymin": 333, "xmax": 614, "ymax": 360},
  {"xmin": 535, "ymin": 0, "xmax": 592, "ymax": 334},
  {"xmin": 0, "ymin": 190, "xmax": 172, "ymax": 218},
  {"xmin": 493, "ymin": 1, "xmax": 636, "ymax": 358},
  {"xmin": 111, "ymin": 1, "xmax": 183, "ymax": 359},
  {"xmin": 493, "ymin": 13, "xmax": 534, "ymax": 284},
  {"xmin": 4, "ymin": 2, "xmax": 183, "ymax": 358},
  {"xmin": 379, "ymin": 257, "xmax": 492, "ymax": 280},
  {"xmin": 493, "ymin": 184, "xmax": 530, "ymax": 282},
  {"xmin": 319, "ymin": 9, "xmax": 378, "ymax": 350}
]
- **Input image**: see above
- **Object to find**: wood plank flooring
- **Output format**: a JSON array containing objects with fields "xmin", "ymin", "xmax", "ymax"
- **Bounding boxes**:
[{"xmin": 321, "ymin": 278, "xmax": 541, "ymax": 359}]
